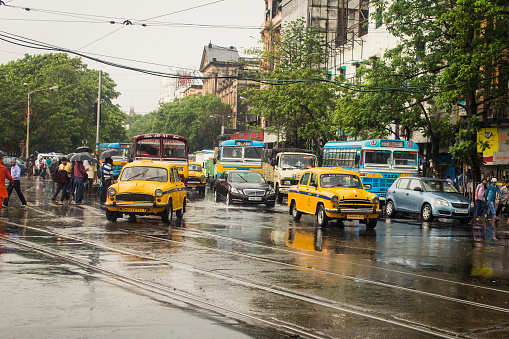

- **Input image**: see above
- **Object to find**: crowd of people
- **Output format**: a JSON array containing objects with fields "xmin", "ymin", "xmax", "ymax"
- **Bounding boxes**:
[
  {"xmin": 474, "ymin": 177, "xmax": 509, "ymax": 223},
  {"xmin": 0, "ymin": 152, "xmax": 115, "ymax": 209}
]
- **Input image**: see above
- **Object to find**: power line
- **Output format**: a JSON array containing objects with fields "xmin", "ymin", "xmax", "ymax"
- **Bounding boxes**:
[{"xmin": 142, "ymin": 0, "xmax": 226, "ymax": 21}]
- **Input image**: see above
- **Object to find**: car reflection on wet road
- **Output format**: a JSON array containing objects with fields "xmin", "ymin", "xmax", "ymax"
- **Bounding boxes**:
[{"xmin": 1, "ymin": 178, "xmax": 509, "ymax": 338}]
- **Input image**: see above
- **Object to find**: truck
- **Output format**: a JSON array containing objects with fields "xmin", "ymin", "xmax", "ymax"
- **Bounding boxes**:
[{"xmin": 261, "ymin": 148, "xmax": 318, "ymax": 204}]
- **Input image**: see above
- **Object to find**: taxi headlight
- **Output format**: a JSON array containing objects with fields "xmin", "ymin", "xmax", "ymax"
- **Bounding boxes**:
[
  {"xmin": 436, "ymin": 198, "xmax": 449, "ymax": 207},
  {"xmin": 331, "ymin": 195, "xmax": 339, "ymax": 204},
  {"xmin": 107, "ymin": 187, "xmax": 116, "ymax": 197},
  {"xmin": 371, "ymin": 196, "xmax": 380, "ymax": 205},
  {"xmin": 155, "ymin": 189, "xmax": 163, "ymax": 197}
]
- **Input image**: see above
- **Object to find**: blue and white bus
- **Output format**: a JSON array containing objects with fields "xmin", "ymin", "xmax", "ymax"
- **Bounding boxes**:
[
  {"xmin": 215, "ymin": 139, "xmax": 264, "ymax": 178},
  {"xmin": 322, "ymin": 139, "xmax": 419, "ymax": 200}
]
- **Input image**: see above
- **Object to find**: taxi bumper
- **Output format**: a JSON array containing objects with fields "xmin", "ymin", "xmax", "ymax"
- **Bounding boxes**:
[
  {"xmin": 325, "ymin": 206, "xmax": 380, "ymax": 220},
  {"xmin": 105, "ymin": 202, "xmax": 168, "ymax": 214}
]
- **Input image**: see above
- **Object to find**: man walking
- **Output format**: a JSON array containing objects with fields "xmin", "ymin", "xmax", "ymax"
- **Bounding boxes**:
[
  {"xmin": 3, "ymin": 159, "xmax": 27, "ymax": 207},
  {"xmin": 100, "ymin": 157, "xmax": 113, "ymax": 203},
  {"xmin": 52, "ymin": 157, "xmax": 71, "ymax": 204},
  {"xmin": 496, "ymin": 181, "xmax": 509, "ymax": 223},
  {"xmin": 73, "ymin": 160, "xmax": 87, "ymax": 205},
  {"xmin": 474, "ymin": 178, "xmax": 488, "ymax": 221},
  {"xmin": 0, "ymin": 154, "xmax": 13, "ymax": 213},
  {"xmin": 485, "ymin": 178, "xmax": 502, "ymax": 221}
]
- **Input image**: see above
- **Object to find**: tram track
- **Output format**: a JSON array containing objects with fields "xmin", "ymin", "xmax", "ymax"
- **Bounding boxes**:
[{"xmin": 0, "ymin": 220, "xmax": 465, "ymax": 338}]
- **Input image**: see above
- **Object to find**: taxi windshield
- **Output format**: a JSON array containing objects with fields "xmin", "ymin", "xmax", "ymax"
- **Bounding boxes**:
[
  {"xmin": 320, "ymin": 174, "xmax": 363, "ymax": 188},
  {"xmin": 280, "ymin": 154, "xmax": 316, "ymax": 169},
  {"xmin": 120, "ymin": 166, "xmax": 168, "ymax": 182},
  {"xmin": 229, "ymin": 172, "xmax": 265, "ymax": 184},
  {"xmin": 189, "ymin": 164, "xmax": 202, "ymax": 172}
]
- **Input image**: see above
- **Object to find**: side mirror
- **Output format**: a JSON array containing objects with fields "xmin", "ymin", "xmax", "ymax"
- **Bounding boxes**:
[
  {"xmin": 364, "ymin": 184, "xmax": 372, "ymax": 190},
  {"xmin": 414, "ymin": 186, "xmax": 422, "ymax": 192}
]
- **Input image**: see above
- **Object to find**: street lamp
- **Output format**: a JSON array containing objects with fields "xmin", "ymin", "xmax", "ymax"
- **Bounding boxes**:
[{"xmin": 24, "ymin": 84, "xmax": 59, "ymax": 159}]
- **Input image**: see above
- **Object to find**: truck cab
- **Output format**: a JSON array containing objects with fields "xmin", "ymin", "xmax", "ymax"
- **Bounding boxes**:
[{"xmin": 262, "ymin": 149, "xmax": 317, "ymax": 204}]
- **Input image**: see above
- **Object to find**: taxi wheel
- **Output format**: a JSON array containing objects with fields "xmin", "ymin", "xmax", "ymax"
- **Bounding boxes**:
[
  {"xmin": 175, "ymin": 209, "xmax": 183, "ymax": 227},
  {"xmin": 290, "ymin": 200, "xmax": 301, "ymax": 221},
  {"xmin": 106, "ymin": 210, "xmax": 117, "ymax": 222},
  {"xmin": 366, "ymin": 218, "xmax": 377, "ymax": 229},
  {"xmin": 162, "ymin": 205, "xmax": 172, "ymax": 224},
  {"xmin": 316, "ymin": 204, "xmax": 329, "ymax": 227}
]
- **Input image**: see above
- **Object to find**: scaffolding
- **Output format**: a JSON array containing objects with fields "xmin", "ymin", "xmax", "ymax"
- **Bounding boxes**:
[{"xmin": 307, "ymin": 0, "xmax": 369, "ymax": 76}]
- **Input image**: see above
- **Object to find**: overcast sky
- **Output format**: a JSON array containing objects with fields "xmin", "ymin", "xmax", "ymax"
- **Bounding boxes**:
[{"xmin": 0, "ymin": 0, "xmax": 265, "ymax": 114}]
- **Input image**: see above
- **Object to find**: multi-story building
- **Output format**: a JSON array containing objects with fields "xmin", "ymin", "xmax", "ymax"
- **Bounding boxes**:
[{"xmin": 183, "ymin": 84, "xmax": 203, "ymax": 97}]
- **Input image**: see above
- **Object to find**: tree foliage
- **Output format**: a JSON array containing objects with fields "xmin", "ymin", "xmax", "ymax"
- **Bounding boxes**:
[
  {"xmin": 0, "ymin": 53, "xmax": 127, "ymax": 156},
  {"xmin": 245, "ymin": 19, "xmax": 338, "ymax": 156},
  {"xmin": 127, "ymin": 94, "xmax": 230, "ymax": 152}
]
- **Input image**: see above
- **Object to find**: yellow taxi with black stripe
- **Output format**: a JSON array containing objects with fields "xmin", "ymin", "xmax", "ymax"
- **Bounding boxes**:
[
  {"xmin": 288, "ymin": 167, "xmax": 380, "ymax": 228},
  {"xmin": 105, "ymin": 160, "xmax": 187, "ymax": 225},
  {"xmin": 186, "ymin": 161, "xmax": 206, "ymax": 196}
]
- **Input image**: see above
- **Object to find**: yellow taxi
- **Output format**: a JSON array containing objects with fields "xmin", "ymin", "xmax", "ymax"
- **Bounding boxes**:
[
  {"xmin": 287, "ymin": 167, "xmax": 380, "ymax": 228},
  {"xmin": 186, "ymin": 161, "xmax": 206, "ymax": 196},
  {"xmin": 105, "ymin": 160, "xmax": 187, "ymax": 225}
]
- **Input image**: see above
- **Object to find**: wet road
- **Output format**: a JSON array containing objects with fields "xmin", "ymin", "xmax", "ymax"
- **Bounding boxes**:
[{"xmin": 1, "ymin": 178, "xmax": 509, "ymax": 338}]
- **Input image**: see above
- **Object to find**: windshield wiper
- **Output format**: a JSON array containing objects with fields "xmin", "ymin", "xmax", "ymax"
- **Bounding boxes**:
[
  {"xmin": 125, "ymin": 173, "xmax": 146, "ymax": 181},
  {"xmin": 237, "ymin": 175, "xmax": 248, "ymax": 183}
]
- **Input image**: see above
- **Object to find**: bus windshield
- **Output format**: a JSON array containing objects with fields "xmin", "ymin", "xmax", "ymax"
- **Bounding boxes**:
[
  {"xmin": 100, "ymin": 149, "xmax": 127, "ymax": 160},
  {"xmin": 320, "ymin": 174, "xmax": 363, "ymax": 188},
  {"xmin": 244, "ymin": 147, "xmax": 262, "ymax": 160},
  {"xmin": 222, "ymin": 147, "xmax": 242, "ymax": 161},
  {"xmin": 136, "ymin": 138, "xmax": 159, "ymax": 157},
  {"xmin": 280, "ymin": 154, "xmax": 316, "ymax": 169},
  {"xmin": 393, "ymin": 151, "xmax": 418, "ymax": 167},
  {"xmin": 365, "ymin": 150, "xmax": 391, "ymax": 167},
  {"xmin": 189, "ymin": 164, "xmax": 202, "ymax": 172},
  {"xmin": 162, "ymin": 140, "xmax": 186, "ymax": 159}
]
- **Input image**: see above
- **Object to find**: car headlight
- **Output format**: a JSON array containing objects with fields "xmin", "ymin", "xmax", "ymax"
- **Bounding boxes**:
[
  {"xmin": 268, "ymin": 186, "xmax": 275, "ymax": 194},
  {"xmin": 107, "ymin": 187, "xmax": 116, "ymax": 197},
  {"xmin": 470, "ymin": 201, "xmax": 475, "ymax": 208},
  {"xmin": 231, "ymin": 187, "xmax": 241, "ymax": 194},
  {"xmin": 436, "ymin": 198, "xmax": 449, "ymax": 206},
  {"xmin": 331, "ymin": 195, "xmax": 339, "ymax": 204},
  {"xmin": 155, "ymin": 189, "xmax": 163, "ymax": 197}
]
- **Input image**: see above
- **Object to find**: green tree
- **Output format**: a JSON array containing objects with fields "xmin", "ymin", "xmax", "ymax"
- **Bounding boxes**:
[
  {"xmin": 246, "ymin": 19, "xmax": 338, "ymax": 156},
  {"xmin": 0, "ymin": 53, "xmax": 127, "ymax": 156}
]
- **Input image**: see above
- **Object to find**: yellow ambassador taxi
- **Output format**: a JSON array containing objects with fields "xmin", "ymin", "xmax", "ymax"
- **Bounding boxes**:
[
  {"xmin": 288, "ymin": 167, "xmax": 380, "ymax": 228},
  {"xmin": 186, "ymin": 161, "xmax": 206, "ymax": 196},
  {"xmin": 105, "ymin": 160, "xmax": 187, "ymax": 225}
]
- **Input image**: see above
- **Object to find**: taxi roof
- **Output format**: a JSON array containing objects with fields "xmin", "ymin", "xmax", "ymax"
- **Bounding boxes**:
[
  {"xmin": 124, "ymin": 160, "xmax": 179, "ymax": 169},
  {"xmin": 301, "ymin": 167, "xmax": 360, "ymax": 177}
]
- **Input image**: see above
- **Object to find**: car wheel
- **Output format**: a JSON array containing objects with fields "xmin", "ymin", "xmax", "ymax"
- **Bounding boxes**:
[
  {"xmin": 175, "ymin": 209, "xmax": 183, "ymax": 227},
  {"xmin": 366, "ymin": 218, "xmax": 378, "ymax": 229},
  {"xmin": 386, "ymin": 200, "xmax": 396, "ymax": 218},
  {"xmin": 266, "ymin": 201, "xmax": 275, "ymax": 208},
  {"xmin": 276, "ymin": 185, "xmax": 283, "ymax": 204},
  {"xmin": 106, "ymin": 210, "xmax": 117, "ymax": 222},
  {"xmin": 421, "ymin": 203, "xmax": 433, "ymax": 222},
  {"xmin": 128, "ymin": 213, "xmax": 136, "ymax": 222},
  {"xmin": 316, "ymin": 204, "xmax": 329, "ymax": 227},
  {"xmin": 226, "ymin": 193, "xmax": 232, "ymax": 206},
  {"xmin": 162, "ymin": 204, "xmax": 172, "ymax": 224},
  {"xmin": 290, "ymin": 200, "xmax": 301, "ymax": 221},
  {"xmin": 214, "ymin": 190, "xmax": 220, "ymax": 203}
]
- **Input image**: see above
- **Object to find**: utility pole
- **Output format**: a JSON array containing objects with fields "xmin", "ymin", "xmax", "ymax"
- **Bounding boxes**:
[
  {"xmin": 95, "ymin": 70, "xmax": 102, "ymax": 156},
  {"xmin": 25, "ymin": 91, "xmax": 30, "ymax": 160}
]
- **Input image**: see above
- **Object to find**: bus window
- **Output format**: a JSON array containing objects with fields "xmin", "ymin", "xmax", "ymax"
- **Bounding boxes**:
[
  {"xmin": 244, "ymin": 147, "xmax": 262, "ymax": 160},
  {"xmin": 393, "ymin": 151, "xmax": 418, "ymax": 167},
  {"xmin": 365, "ymin": 150, "xmax": 391, "ymax": 166},
  {"xmin": 222, "ymin": 147, "xmax": 242, "ymax": 161},
  {"xmin": 137, "ymin": 138, "xmax": 159, "ymax": 157},
  {"xmin": 162, "ymin": 140, "xmax": 186, "ymax": 158}
]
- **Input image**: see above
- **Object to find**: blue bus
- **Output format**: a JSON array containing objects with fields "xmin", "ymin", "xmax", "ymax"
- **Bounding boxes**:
[
  {"xmin": 214, "ymin": 140, "xmax": 264, "ymax": 178},
  {"xmin": 322, "ymin": 139, "xmax": 419, "ymax": 200},
  {"xmin": 98, "ymin": 142, "xmax": 130, "ymax": 178}
]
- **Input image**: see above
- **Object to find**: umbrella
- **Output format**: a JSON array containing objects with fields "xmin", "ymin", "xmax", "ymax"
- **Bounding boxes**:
[
  {"xmin": 70, "ymin": 152, "xmax": 93, "ymax": 162},
  {"xmin": 101, "ymin": 149, "xmax": 121, "ymax": 159},
  {"xmin": 75, "ymin": 146, "xmax": 92, "ymax": 153},
  {"xmin": 66, "ymin": 153, "xmax": 76, "ymax": 160}
]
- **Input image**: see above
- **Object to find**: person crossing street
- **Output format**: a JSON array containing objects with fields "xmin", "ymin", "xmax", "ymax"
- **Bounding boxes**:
[
  {"xmin": 3, "ymin": 159, "xmax": 27, "ymax": 207},
  {"xmin": 0, "ymin": 154, "xmax": 14, "ymax": 213},
  {"xmin": 51, "ymin": 157, "xmax": 72, "ymax": 204},
  {"xmin": 100, "ymin": 157, "xmax": 113, "ymax": 203}
]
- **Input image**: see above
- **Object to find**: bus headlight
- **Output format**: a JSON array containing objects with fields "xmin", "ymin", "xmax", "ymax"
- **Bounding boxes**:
[
  {"xmin": 107, "ymin": 187, "xmax": 116, "ymax": 197},
  {"xmin": 155, "ymin": 189, "xmax": 163, "ymax": 197}
]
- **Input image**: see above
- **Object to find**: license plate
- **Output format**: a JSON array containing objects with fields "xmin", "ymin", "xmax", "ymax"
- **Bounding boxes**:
[
  {"xmin": 249, "ymin": 197, "xmax": 263, "ymax": 201},
  {"xmin": 454, "ymin": 209, "xmax": 468, "ymax": 214},
  {"xmin": 120, "ymin": 208, "xmax": 146, "ymax": 213},
  {"xmin": 347, "ymin": 214, "xmax": 365, "ymax": 219}
]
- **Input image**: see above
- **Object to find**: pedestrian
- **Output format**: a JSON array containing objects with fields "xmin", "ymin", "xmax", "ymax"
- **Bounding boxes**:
[
  {"xmin": 446, "ymin": 176, "xmax": 453, "ymax": 185},
  {"xmin": 40, "ymin": 159, "xmax": 47, "ymax": 179},
  {"xmin": 83, "ymin": 160, "xmax": 95, "ymax": 192},
  {"xmin": 474, "ymin": 178, "xmax": 488, "ymax": 221},
  {"xmin": 496, "ymin": 182, "xmax": 509, "ymax": 223},
  {"xmin": 0, "ymin": 153, "xmax": 14, "ymax": 213},
  {"xmin": 100, "ymin": 157, "xmax": 113, "ymax": 203},
  {"xmin": 51, "ymin": 157, "xmax": 72, "ymax": 204},
  {"xmin": 73, "ymin": 160, "xmax": 87, "ymax": 205},
  {"xmin": 3, "ymin": 159, "xmax": 27, "ymax": 207},
  {"xmin": 485, "ymin": 178, "xmax": 502, "ymax": 220}
]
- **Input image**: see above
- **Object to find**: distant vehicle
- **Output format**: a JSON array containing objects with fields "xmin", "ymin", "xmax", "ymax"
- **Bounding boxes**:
[
  {"xmin": 385, "ymin": 177, "xmax": 473, "ymax": 223},
  {"xmin": 4, "ymin": 157, "xmax": 27, "ymax": 176},
  {"xmin": 99, "ymin": 143, "xmax": 130, "ymax": 178},
  {"xmin": 104, "ymin": 160, "xmax": 187, "ymax": 225},
  {"xmin": 322, "ymin": 139, "xmax": 419, "ymax": 202},
  {"xmin": 288, "ymin": 167, "xmax": 380, "ymax": 228},
  {"xmin": 262, "ymin": 148, "xmax": 317, "ymax": 204},
  {"xmin": 214, "ymin": 139, "xmax": 264, "ymax": 182},
  {"xmin": 131, "ymin": 134, "xmax": 189, "ymax": 179},
  {"xmin": 214, "ymin": 170, "xmax": 276, "ymax": 207},
  {"xmin": 195, "ymin": 150, "xmax": 214, "ymax": 171},
  {"xmin": 186, "ymin": 161, "xmax": 206, "ymax": 196}
]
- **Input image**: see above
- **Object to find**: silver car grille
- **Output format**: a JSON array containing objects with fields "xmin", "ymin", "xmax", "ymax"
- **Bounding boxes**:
[
  {"xmin": 243, "ymin": 189, "xmax": 265, "ymax": 197},
  {"xmin": 451, "ymin": 202, "xmax": 469, "ymax": 209}
]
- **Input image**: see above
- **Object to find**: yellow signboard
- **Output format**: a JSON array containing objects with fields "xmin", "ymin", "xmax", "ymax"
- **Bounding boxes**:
[{"xmin": 477, "ymin": 128, "xmax": 499, "ymax": 156}]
